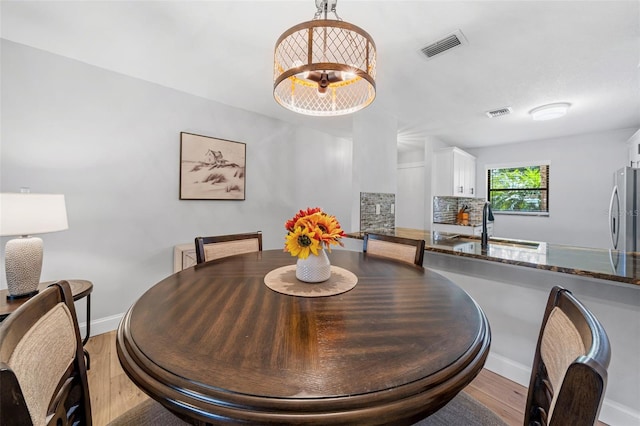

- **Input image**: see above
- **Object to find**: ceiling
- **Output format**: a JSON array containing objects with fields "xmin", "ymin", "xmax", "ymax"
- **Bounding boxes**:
[{"xmin": 1, "ymin": 0, "xmax": 639, "ymax": 151}]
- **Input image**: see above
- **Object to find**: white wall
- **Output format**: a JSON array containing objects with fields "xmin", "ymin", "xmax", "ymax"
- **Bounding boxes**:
[
  {"xmin": 397, "ymin": 147, "xmax": 425, "ymax": 229},
  {"xmin": 397, "ymin": 131, "xmax": 633, "ymax": 248},
  {"xmin": 0, "ymin": 40, "xmax": 354, "ymax": 323},
  {"xmin": 425, "ymin": 251, "xmax": 640, "ymax": 426},
  {"xmin": 425, "ymin": 138, "xmax": 450, "ymax": 229},
  {"xmin": 467, "ymin": 129, "xmax": 633, "ymax": 249},
  {"xmin": 396, "ymin": 139, "xmax": 454, "ymax": 231},
  {"xmin": 398, "ymin": 147, "xmax": 424, "ymax": 164},
  {"xmin": 350, "ymin": 106, "xmax": 398, "ymax": 229},
  {"xmin": 397, "ymin": 162, "xmax": 425, "ymax": 229}
]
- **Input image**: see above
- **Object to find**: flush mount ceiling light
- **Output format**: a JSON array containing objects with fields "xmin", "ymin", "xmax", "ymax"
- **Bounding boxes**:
[
  {"xmin": 529, "ymin": 103, "xmax": 571, "ymax": 121},
  {"xmin": 273, "ymin": 0, "xmax": 376, "ymax": 116}
]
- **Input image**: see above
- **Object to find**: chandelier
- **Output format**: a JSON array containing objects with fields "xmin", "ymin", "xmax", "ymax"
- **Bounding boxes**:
[{"xmin": 273, "ymin": 0, "xmax": 377, "ymax": 116}]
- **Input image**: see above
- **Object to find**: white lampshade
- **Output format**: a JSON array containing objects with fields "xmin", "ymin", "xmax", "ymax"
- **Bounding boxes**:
[{"xmin": 0, "ymin": 193, "xmax": 68, "ymax": 237}]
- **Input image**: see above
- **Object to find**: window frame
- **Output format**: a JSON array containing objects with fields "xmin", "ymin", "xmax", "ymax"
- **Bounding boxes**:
[{"xmin": 486, "ymin": 161, "xmax": 550, "ymax": 217}]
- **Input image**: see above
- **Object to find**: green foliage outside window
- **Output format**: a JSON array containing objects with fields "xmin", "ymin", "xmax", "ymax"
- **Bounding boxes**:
[{"xmin": 488, "ymin": 165, "xmax": 549, "ymax": 213}]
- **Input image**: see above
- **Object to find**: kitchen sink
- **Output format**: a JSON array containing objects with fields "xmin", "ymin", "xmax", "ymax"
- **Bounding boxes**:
[
  {"xmin": 449, "ymin": 235, "xmax": 541, "ymax": 249},
  {"xmin": 489, "ymin": 238, "xmax": 541, "ymax": 249}
]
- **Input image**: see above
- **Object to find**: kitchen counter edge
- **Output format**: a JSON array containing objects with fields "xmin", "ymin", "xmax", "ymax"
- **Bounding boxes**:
[{"xmin": 346, "ymin": 228, "xmax": 640, "ymax": 287}]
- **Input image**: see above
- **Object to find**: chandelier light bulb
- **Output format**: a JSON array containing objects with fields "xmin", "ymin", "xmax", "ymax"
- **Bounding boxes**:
[{"xmin": 341, "ymin": 69, "xmax": 356, "ymax": 81}]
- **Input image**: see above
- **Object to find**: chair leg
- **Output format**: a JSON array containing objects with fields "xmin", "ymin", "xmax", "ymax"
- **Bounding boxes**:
[
  {"xmin": 82, "ymin": 294, "xmax": 91, "ymax": 345},
  {"xmin": 80, "ymin": 294, "xmax": 91, "ymax": 370}
]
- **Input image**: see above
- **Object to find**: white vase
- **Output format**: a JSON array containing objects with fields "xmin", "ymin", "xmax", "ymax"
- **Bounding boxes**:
[{"xmin": 296, "ymin": 249, "xmax": 331, "ymax": 283}]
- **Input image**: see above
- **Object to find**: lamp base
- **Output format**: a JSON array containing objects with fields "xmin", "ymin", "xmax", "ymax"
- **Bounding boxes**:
[
  {"xmin": 5, "ymin": 236, "xmax": 43, "ymax": 299},
  {"xmin": 6, "ymin": 289, "xmax": 39, "ymax": 301}
]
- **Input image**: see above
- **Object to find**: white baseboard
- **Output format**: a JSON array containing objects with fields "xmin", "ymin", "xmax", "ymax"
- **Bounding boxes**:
[
  {"xmin": 485, "ymin": 352, "xmax": 640, "ymax": 426},
  {"xmin": 598, "ymin": 399, "xmax": 640, "ymax": 426},
  {"xmin": 79, "ymin": 313, "xmax": 123, "ymax": 339},
  {"xmin": 485, "ymin": 352, "xmax": 531, "ymax": 387}
]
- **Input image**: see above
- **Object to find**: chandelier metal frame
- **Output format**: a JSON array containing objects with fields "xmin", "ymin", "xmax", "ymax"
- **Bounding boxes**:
[{"xmin": 273, "ymin": 0, "xmax": 377, "ymax": 116}]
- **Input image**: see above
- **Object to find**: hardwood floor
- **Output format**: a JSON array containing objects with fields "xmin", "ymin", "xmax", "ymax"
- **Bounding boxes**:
[
  {"xmin": 86, "ymin": 331, "xmax": 150, "ymax": 425},
  {"xmin": 465, "ymin": 370, "xmax": 527, "ymax": 425},
  {"xmin": 86, "ymin": 330, "xmax": 528, "ymax": 425}
]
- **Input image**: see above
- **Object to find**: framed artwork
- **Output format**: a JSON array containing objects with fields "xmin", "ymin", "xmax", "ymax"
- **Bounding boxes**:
[{"xmin": 180, "ymin": 132, "xmax": 246, "ymax": 200}]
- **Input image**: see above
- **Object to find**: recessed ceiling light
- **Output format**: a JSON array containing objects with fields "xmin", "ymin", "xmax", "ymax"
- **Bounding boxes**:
[{"xmin": 529, "ymin": 103, "xmax": 571, "ymax": 121}]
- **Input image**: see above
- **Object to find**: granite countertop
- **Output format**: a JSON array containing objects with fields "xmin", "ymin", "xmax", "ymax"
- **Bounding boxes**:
[
  {"xmin": 433, "ymin": 222, "xmax": 483, "ymax": 227},
  {"xmin": 346, "ymin": 228, "xmax": 640, "ymax": 286}
]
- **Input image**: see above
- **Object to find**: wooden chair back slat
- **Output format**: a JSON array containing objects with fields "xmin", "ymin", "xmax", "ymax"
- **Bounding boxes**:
[
  {"xmin": 525, "ymin": 286, "xmax": 610, "ymax": 426},
  {"xmin": 195, "ymin": 231, "xmax": 263, "ymax": 264},
  {"xmin": 363, "ymin": 233, "xmax": 425, "ymax": 266},
  {"xmin": 0, "ymin": 281, "xmax": 92, "ymax": 426}
]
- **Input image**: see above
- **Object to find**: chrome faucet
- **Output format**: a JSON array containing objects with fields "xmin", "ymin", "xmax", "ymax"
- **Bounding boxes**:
[{"xmin": 481, "ymin": 201, "xmax": 494, "ymax": 250}]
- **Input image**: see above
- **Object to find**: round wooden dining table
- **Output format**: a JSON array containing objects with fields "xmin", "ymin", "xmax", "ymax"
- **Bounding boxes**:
[{"xmin": 116, "ymin": 249, "xmax": 490, "ymax": 425}]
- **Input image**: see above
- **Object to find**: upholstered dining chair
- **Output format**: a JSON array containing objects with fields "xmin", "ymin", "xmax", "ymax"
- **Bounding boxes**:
[
  {"xmin": 195, "ymin": 231, "xmax": 262, "ymax": 264},
  {"xmin": 416, "ymin": 286, "xmax": 611, "ymax": 426},
  {"xmin": 0, "ymin": 281, "xmax": 188, "ymax": 426},
  {"xmin": 363, "ymin": 232, "xmax": 426, "ymax": 266}
]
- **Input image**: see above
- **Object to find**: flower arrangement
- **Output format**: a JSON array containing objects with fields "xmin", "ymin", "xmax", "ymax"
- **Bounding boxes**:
[{"xmin": 284, "ymin": 207, "xmax": 346, "ymax": 259}]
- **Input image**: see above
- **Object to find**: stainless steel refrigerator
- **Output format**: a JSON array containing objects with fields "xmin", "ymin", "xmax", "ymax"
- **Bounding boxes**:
[{"xmin": 609, "ymin": 167, "xmax": 640, "ymax": 252}]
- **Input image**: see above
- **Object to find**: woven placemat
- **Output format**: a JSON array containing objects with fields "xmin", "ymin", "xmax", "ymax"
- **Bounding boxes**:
[{"xmin": 264, "ymin": 265, "xmax": 358, "ymax": 297}]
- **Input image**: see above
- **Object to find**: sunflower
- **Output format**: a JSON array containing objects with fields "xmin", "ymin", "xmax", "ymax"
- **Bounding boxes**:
[
  {"xmin": 285, "ymin": 226, "xmax": 321, "ymax": 259},
  {"xmin": 313, "ymin": 213, "xmax": 346, "ymax": 251},
  {"xmin": 284, "ymin": 207, "xmax": 345, "ymax": 259}
]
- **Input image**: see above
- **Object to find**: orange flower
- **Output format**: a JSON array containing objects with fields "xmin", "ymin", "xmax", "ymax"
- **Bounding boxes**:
[
  {"xmin": 284, "ymin": 207, "xmax": 345, "ymax": 258},
  {"xmin": 313, "ymin": 212, "xmax": 345, "ymax": 251},
  {"xmin": 285, "ymin": 207, "xmax": 321, "ymax": 232}
]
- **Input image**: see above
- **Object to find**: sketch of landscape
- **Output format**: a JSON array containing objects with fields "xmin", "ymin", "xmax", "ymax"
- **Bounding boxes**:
[{"xmin": 180, "ymin": 132, "xmax": 246, "ymax": 200}]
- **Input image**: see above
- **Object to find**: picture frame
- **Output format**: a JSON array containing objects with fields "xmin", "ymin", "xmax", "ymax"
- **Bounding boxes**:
[{"xmin": 179, "ymin": 132, "xmax": 246, "ymax": 200}]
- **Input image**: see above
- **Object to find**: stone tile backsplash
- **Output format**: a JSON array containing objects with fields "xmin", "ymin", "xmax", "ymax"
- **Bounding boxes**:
[
  {"xmin": 360, "ymin": 192, "xmax": 395, "ymax": 231},
  {"xmin": 433, "ymin": 196, "xmax": 486, "ymax": 225}
]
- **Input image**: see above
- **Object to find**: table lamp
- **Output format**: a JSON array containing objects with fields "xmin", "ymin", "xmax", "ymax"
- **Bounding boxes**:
[{"xmin": 0, "ymin": 191, "xmax": 68, "ymax": 300}]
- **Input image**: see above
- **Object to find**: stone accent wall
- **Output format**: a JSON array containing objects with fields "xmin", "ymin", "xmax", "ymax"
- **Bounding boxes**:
[
  {"xmin": 360, "ymin": 192, "xmax": 395, "ymax": 231},
  {"xmin": 433, "ymin": 196, "xmax": 487, "ymax": 226}
]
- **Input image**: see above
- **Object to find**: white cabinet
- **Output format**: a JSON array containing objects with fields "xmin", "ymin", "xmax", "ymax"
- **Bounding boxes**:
[
  {"xmin": 472, "ymin": 223, "xmax": 494, "ymax": 236},
  {"xmin": 432, "ymin": 223, "xmax": 493, "ymax": 237},
  {"xmin": 453, "ymin": 242, "xmax": 475, "ymax": 253},
  {"xmin": 433, "ymin": 147, "xmax": 476, "ymax": 197},
  {"xmin": 174, "ymin": 243, "xmax": 197, "ymax": 272},
  {"xmin": 461, "ymin": 154, "xmax": 476, "ymax": 197}
]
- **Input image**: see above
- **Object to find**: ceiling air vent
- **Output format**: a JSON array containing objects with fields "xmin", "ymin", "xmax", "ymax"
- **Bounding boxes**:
[
  {"xmin": 420, "ymin": 29, "xmax": 468, "ymax": 59},
  {"xmin": 485, "ymin": 107, "xmax": 513, "ymax": 118}
]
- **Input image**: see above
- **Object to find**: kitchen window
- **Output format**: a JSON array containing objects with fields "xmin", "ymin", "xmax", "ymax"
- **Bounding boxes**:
[{"xmin": 487, "ymin": 163, "xmax": 549, "ymax": 215}]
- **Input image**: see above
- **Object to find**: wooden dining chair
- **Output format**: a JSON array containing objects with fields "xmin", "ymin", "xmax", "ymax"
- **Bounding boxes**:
[
  {"xmin": 0, "ymin": 281, "xmax": 188, "ymax": 426},
  {"xmin": 195, "ymin": 231, "xmax": 262, "ymax": 264},
  {"xmin": 363, "ymin": 232, "xmax": 426, "ymax": 266},
  {"xmin": 416, "ymin": 286, "xmax": 611, "ymax": 426}
]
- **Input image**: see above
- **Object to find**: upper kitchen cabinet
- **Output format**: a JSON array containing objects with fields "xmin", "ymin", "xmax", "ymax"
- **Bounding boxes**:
[{"xmin": 433, "ymin": 147, "xmax": 476, "ymax": 197}]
